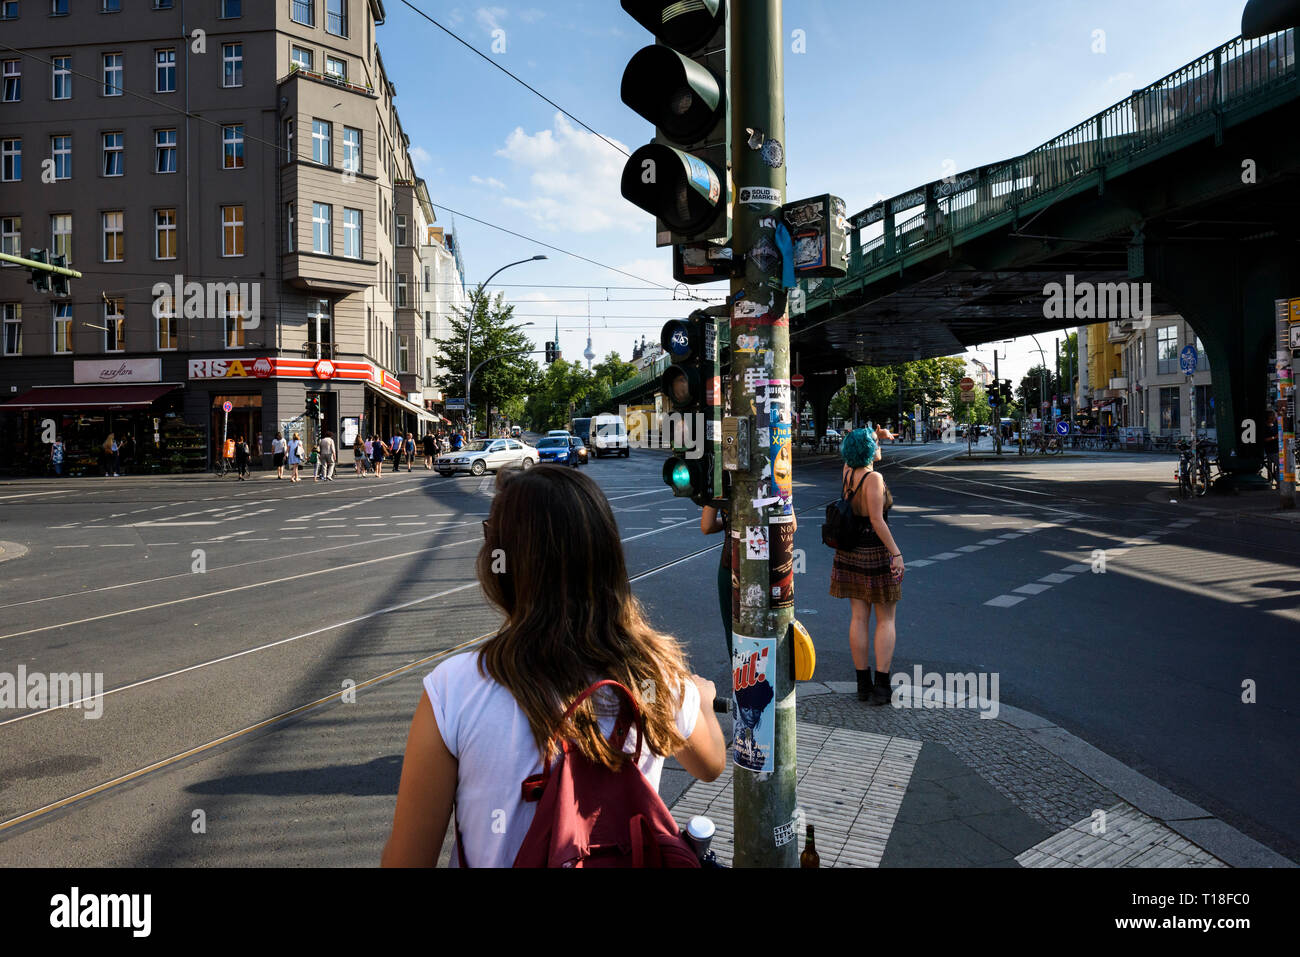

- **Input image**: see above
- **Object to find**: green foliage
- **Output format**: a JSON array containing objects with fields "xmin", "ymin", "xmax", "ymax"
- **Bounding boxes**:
[
  {"xmin": 829, "ymin": 356, "xmax": 969, "ymax": 428},
  {"xmin": 524, "ymin": 351, "xmax": 640, "ymax": 430}
]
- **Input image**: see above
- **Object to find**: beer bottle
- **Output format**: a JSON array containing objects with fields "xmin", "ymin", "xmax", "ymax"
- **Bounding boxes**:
[{"xmin": 800, "ymin": 824, "xmax": 820, "ymax": 868}]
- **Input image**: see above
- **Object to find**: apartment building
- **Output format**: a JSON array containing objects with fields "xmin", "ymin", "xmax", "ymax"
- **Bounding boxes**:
[
  {"xmin": 417, "ymin": 224, "xmax": 468, "ymax": 410},
  {"xmin": 0, "ymin": 0, "xmax": 453, "ymax": 474}
]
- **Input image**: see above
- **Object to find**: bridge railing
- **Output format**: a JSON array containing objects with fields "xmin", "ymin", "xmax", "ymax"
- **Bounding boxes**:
[
  {"xmin": 812, "ymin": 29, "xmax": 1295, "ymax": 305},
  {"xmin": 575, "ymin": 351, "xmax": 669, "ymax": 416}
]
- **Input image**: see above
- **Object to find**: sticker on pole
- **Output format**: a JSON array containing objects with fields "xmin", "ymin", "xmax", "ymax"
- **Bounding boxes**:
[
  {"xmin": 731, "ymin": 634, "xmax": 776, "ymax": 773},
  {"xmin": 738, "ymin": 186, "xmax": 782, "ymax": 206}
]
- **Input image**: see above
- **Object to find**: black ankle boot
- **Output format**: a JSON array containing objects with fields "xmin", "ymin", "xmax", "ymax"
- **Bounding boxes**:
[
  {"xmin": 856, "ymin": 669, "xmax": 872, "ymax": 701},
  {"xmin": 868, "ymin": 668, "xmax": 892, "ymax": 706}
]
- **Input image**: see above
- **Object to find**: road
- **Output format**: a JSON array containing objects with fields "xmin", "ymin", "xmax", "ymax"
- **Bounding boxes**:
[{"xmin": 0, "ymin": 441, "xmax": 1295, "ymax": 865}]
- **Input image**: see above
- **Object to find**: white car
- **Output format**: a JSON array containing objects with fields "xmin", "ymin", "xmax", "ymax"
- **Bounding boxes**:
[{"xmin": 435, "ymin": 438, "xmax": 538, "ymax": 476}]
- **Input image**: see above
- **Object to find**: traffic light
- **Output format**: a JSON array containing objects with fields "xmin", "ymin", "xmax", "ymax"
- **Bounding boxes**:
[
  {"xmin": 545, "ymin": 341, "xmax": 556, "ymax": 363},
  {"xmin": 1242, "ymin": 0, "xmax": 1300, "ymax": 39},
  {"xmin": 659, "ymin": 309, "xmax": 720, "ymax": 504},
  {"xmin": 305, "ymin": 395, "xmax": 320, "ymax": 420},
  {"xmin": 999, "ymin": 380, "xmax": 1014, "ymax": 407},
  {"xmin": 619, "ymin": 0, "xmax": 731, "ymax": 260},
  {"xmin": 28, "ymin": 249, "xmax": 51, "ymax": 294},
  {"xmin": 49, "ymin": 254, "xmax": 70, "ymax": 297}
]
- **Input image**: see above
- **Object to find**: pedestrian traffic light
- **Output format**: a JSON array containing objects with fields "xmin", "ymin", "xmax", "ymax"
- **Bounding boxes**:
[
  {"xmin": 49, "ymin": 254, "xmax": 70, "ymax": 297},
  {"xmin": 619, "ymin": 0, "xmax": 731, "ymax": 253},
  {"xmin": 28, "ymin": 249, "xmax": 51, "ymax": 294},
  {"xmin": 305, "ymin": 395, "xmax": 320, "ymax": 420},
  {"xmin": 660, "ymin": 310, "xmax": 719, "ymax": 504}
]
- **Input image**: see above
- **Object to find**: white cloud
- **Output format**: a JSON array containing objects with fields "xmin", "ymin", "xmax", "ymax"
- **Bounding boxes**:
[
  {"xmin": 471, "ymin": 174, "xmax": 507, "ymax": 190},
  {"xmin": 517, "ymin": 7, "xmax": 544, "ymax": 23},
  {"xmin": 409, "ymin": 146, "xmax": 433, "ymax": 176},
  {"xmin": 1106, "ymin": 72, "xmax": 1136, "ymax": 86},
  {"xmin": 495, "ymin": 113, "xmax": 640, "ymax": 234},
  {"xmin": 476, "ymin": 5, "xmax": 508, "ymax": 33}
]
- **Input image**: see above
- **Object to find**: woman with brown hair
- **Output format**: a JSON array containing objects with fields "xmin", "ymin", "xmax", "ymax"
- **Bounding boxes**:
[{"xmin": 383, "ymin": 465, "xmax": 727, "ymax": 867}]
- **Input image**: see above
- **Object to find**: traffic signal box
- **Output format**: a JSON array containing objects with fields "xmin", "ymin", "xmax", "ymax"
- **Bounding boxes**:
[
  {"xmin": 619, "ymin": 0, "xmax": 732, "ymax": 284},
  {"xmin": 305, "ymin": 395, "xmax": 321, "ymax": 421},
  {"xmin": 660, "ymin": 310, "xmax": 721, "ymax": 505},
  {"xmin": 28, "ymin": 249, "xmax": 51, "ymax": 294}
]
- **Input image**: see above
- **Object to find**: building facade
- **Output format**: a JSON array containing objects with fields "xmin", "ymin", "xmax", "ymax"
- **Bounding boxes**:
[{"xmin": 0, "ymin": 0, "xmax": 454, "ymax": 475}]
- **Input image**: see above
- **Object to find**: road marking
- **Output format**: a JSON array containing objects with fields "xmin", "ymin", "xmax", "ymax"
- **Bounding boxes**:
[
  {"xmin": 955, "ymin": 545, "xmax": 984, "ymax": 553},
  {"xmin": 906, "ymin": 559, "xmax": 934, "ymax": 568},
  {"xmin": 1038, "ymin": 573, "xmax": 1075, "ymax": 584},
  {"xmin": 978, "ymin": 539, "xmax": 1005, "ymax": 546},
  {"xmin": 0, "ymin": 490, "xmax": 72, "ymax": 501},
  {"xmin": 928, "ymin": 552, "xmax": 960, "ymax": 561},
  {"xmin": 54, "ymin": 545, "xmax": 90, "ymax": 549},
  {"xmin": 1013, "ymin": 583, "xmax": 1053, "ymax": 595},
  {"xmin": 985, "ymin": 595, "xmax": 1025, "ymax": 607},
  {"xmin": 1062, "ymin": 564, "xmax": 1091, "ymax": 573}
]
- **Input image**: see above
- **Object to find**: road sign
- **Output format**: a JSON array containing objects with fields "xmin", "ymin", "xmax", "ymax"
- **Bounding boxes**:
[
  {"xmin": 221, "ymin": 401, "xmax": 233, "ymax": 413},
  {"xmin": 791, "ymin": 373, "xmax": 805, "ymax": 388},
  {"xmin": 445, "ymin": 398, "xmax": 465, "ymax": 410},
  {"xmin": 1179, "ymin": 344, "xmax": 1198, "ymax": 374},
  {"xmin": 1055, "ymin": 421, "xmax": 1069, "ymax": 435},
  {"xmin": 959, "ymin": 377, "xmax": 975, "ymax": 392},
  {"xmin": 960, "ymin": 391, "xmax": 975, "ymax": 403}
]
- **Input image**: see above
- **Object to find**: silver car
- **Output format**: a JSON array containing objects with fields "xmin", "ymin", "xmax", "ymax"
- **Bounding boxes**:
[{"xmin": 435, "ymin": 438, "xmax": 538, "ymax": 476}]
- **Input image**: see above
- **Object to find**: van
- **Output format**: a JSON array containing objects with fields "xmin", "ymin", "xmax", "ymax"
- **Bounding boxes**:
[
  {"xmin": 590, "ymin": 413, "xmax": 629, "ymax": 458},
  {"xmin": 569, "ymin": 418, "xmax": 591, "ymax": 444}
]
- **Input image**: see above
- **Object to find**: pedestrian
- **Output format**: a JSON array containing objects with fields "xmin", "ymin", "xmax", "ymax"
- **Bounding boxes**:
[
  {"xmin": 371, "ymin": 434, "xmax": 388, "ymax": 477},
  {"xmin": 354, "ymin": 435, "xmax": 367, "ymax": 476},
  {"xmin": 422, "ymin": 431, "xmax": 437, "ymax": 470},
  {"xmin": 102, "ymin": 432, "xmax": 117, "ymax": 476},
  {"xmin": 319, "ymin": 430, "xmax": 337, "ymax": 482},
  {"xmin": 829, "ymin": 428, "xmax": 904, "ymax": 705},
  {"xmin": 390, "ymin": 430, "xmax": 404, "ymax": 472},
  {"xmin": 382, "ymin": 466, "xmax": 726, "ymax": 867},
  {"xmin": 287, "ymin": 432, "xmax": 305, "ymax": 483},
  {"xmin": 111, "ymin": 434, "xmax": 122, "ymax": 476},
  {"xmin": 51, "ymin": 436, "xmax": 64, "ymax": 476},
  {"xmin": 272, "ymin": 431, "xmax": 286, "ymax": 479},
  {"xmin": 451, "ymin": 430, "xmax": 464, "ymax": 452},
  {"xmin": 403, "ymin": 432, "xmax": 416, "ymax": 472},
  {"xmin": 234, "ymin": 435, "xmax": 250, "ymax": 480}
]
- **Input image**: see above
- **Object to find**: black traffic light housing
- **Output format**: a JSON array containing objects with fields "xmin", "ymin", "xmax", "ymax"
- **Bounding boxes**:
[
  {"xmin": 1242, "ymin": 0, "xmax": 1300, "ymax": 38},
  {"xmin": 28, "ymin": 249, "xmax": 51, "ymax": 294},
  {"xmin": 50, "ymin": 254, "xmax": 70, "ymax": 297},
  {"xmin": 545, "ymin": 341, "xmax": 556, "ymax": 363},
  {"xmin": 619, "ymin": 0, "xmax": 730, "ymax": 257},
  {"xmin": 305, "ymin": 395, "xmax": 321, "ymax": 420},
  {"xmin": 659, "ymin": 310, "xmax": 720, "ymax": 505}
]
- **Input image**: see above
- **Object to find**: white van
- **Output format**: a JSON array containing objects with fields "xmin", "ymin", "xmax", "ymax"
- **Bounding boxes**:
[{"xmin": 590, "ymin": 414, "xmax": 629, "ymax": 458}]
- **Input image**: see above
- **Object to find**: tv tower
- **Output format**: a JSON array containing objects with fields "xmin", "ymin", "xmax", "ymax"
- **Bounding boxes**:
[{"xmin": 583, "ymin": 316, "xmax": 596, "ymax": 370}]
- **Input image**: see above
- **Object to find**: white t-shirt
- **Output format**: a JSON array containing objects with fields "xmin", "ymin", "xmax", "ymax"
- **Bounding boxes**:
[
  {"xmin": 272, "ymin": 438, "xmax": 286, "ymax": 454},
  {"xmin": 424, "ymin": 651, "xmax": 700, "ymax": 868}
]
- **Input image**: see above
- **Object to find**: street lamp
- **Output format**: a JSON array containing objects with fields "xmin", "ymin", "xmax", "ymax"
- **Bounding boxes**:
[{"xmin": 464, "ymin": 256, "xmax": 547, "ymax": 434}]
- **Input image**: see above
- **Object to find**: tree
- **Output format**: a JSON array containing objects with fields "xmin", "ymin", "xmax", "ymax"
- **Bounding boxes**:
[
  {"xmin": 524, "ymin": 360, "xmax": 606, "ymax": 431},
  {"xmin": 829, "ymin": 356, "xmax": 968, "ymax": 431},
  {"xmin": 430, "ymin": 287, "xmax": 537, "ymax": 432},
  {"xmin": 1017, "ymin": 364, "xmax": 1063, "ymax": 414}
]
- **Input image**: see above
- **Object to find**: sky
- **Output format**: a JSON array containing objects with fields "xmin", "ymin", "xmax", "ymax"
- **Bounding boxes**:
[{"xmin": 376, "ymin": 0, "xmax": 1248, "ymax": 385}]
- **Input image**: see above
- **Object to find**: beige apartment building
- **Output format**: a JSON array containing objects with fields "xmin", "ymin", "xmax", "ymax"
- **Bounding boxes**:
[{"xmin": 0, "ymin": 0, "xmax": 456, "ymax": 475}]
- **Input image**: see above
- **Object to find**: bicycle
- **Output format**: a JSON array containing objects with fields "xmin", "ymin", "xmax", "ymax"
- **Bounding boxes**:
[
  {"xmin": 1175, "ymin": 439, "xmax": 1196, "ymax": 498},
  {"xmin": 213, "ymin": 458, "xmax": 233, "ymax": 478}
]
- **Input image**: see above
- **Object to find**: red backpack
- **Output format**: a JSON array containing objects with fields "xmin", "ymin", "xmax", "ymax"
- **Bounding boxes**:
[{"xmin": 460, "ymin": 680, "xmax": 700, "ymax": 868}]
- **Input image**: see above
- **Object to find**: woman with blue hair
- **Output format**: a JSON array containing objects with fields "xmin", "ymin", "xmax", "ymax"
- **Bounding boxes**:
[{"xmin": 829, "ymin": 427, "xmax": 904, "ymax": 704}]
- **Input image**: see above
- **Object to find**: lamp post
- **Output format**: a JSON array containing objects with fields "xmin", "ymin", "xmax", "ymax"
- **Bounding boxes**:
[
  {"xmin": 1028, "ymin": 334, "xmax": 1050, "ymax": 428},
  {"xmin": 464, "ymin": 256, "xmax": 546, "ymax": 434}
]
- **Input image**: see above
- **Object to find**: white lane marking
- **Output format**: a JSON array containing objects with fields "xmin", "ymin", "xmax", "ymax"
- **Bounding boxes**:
[
  {"xmin": 1038, "ymin": 573, "xmax": 1075, "ymax": 584},
  {"xmin": 1013, "ymin": 583, "xmax": 1052, "ymax": 595},
  {"xmin": 906, "ymin": 559, "xmax": 934, "ymax": 568},
  {"xmin": 985, "ymin": 595, "xmax": 1025, "ymax": 607},
  {"xmin": 928, "ymin": 552, "xmax": 960, "ymax": 561},
  {"xmin": 0, "ymin": 490, "xmax": 73, "ymax": 501},
  {"xmin": 54, "ymin": 545, "xmax": 90, "ymax": 549},
  {"xmin": 955, "ymin": 545, "xmax": 984, "ymax": 553},
  {"xmin": 978, "ymin": 539, "xmax": 1005, "ymax": 546},
  {"xmin": 1062, "ymin": 564, "xmax": 1091, "ymax": 573}
]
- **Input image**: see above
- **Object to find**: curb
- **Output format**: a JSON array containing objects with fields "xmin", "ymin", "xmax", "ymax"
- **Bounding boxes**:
[
  {"xmin": 796, "ymin": 681, "xmax": 1295, "ymax": 868},
  {"xmin": 0, "ymin": 541, "xmax": 29, "ymax": 563}
]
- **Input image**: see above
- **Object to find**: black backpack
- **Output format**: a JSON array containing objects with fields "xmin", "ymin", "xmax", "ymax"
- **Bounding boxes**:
[{"xmin": 821, "ymin": 469, "xmax": 868, "ymax": 550}]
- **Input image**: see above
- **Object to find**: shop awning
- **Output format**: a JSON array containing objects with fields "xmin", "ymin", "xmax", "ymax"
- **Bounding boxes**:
[
  {"xmin": 4, "ymin": 384, "xmax": 179, "ymax": 410},
  {"xmin": 364, "ymin": 383, "xmax": 433, "ymax": 421}
]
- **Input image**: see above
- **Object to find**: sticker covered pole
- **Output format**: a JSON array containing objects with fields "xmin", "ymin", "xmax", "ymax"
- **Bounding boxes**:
[{"xmin": 727, "ymin": 0, "xmax": 797, "ymax": 868}]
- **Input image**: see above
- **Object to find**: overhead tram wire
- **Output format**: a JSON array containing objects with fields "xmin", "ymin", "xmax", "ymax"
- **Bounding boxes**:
[{"xmin": 0, "ymin": 39, "xmax": 708, "ymax": 302}]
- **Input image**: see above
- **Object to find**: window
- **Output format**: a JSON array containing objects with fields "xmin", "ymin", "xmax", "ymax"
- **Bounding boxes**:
[
  {"xmin": 0, "ymin": 217, "xmax": 19, "ymax": 263},
  {"xmin": 221, "ymin": 292, "xmax": 244, "ymax": 348},
  {"xmin": 1159, "ymin": 386, "xmax": 1181, "ymax": 433},
  {"xmin": 286, "ymin": 202, "xmax": 295, "ymax": 252},
  {"xmin": 1194, "ymin": 336, "xmax": 1208, "ymax": 370},
  {"xmin": 101, "ymin": 211, "xmax": 124, "ymax": 261},
  {"xmin": 103, "ymin": 298, "xmax": 125, "ymax": 352},
  {"xmin": 102, "ymin": 131, "xmax": 123, "ymax": 176},
  {"xmin": 219, "ymin": 0, "xmax": 240, "ymax": 17},
  {"xmin": 50, "ymin": 214, "xmax": 71, "ymax": 259},
  {"xmin": 396, "ymin": 273, "xmax": 407, "ymax": 307},
  {"xmin": 311, "ymin": 119, "xmax": 330, "ymax": 164},
  {"xmin": 221, "ymin": 204, "xmax": 244, "ymax": 257},
  {"xmin": 326, "ymin": 0, "xmax": 346, "ymax": 36},
  {"xmin": 153, "ymin": 0, "xmax": 173, "ymax": 8},
  {"xmin": 291, "ymin": 0, "xmax": 314, "ymax": 28},
  {"xmin": 398, "ymin": 335, "xmax": 409, "ymax": 373},
  {"xmin": 2, "ymin": 60, "xmax": 19, "ymax": 102},
  {"xmin": 424, "ymin": 311, "xmax": 431, "ymax": 338},
  {"xmin": 101, "ymin": 0, "xmax": 121, "ymax": 11},
  {"xmin": 155, "ymin": 129, "xmax": 176, "ymax": 173},
  {"xmin": 342, "ymin": 126, "xmax": 360, "ymax": 173},
  {"xmin": 52, "ymin": 0, "xmax": 69, "ymax": 14},
  {"xmin": 312, "ymin": 203, "xmax": 331, "ymax": 253},
  {"xmin": 1193, "ymin": 384, "xmax": 1214, "ymax": 429},
  {"xmin": 52, "ymin": 56, "xmax": 71, "ymax": 99},
  {"xmin": 51, "ymin": 135, "xmax": 71, "ymax": 179},
  {"xmin": 53, "ymin": 303, "xmax": 72, "ymax": 354},
  {"xmin": 396, "ymin": 214, "xmax": 407, "ymax": 247},
  {"xmin": 222, "ymin": 124, "xmax": 244, "ymax": 169},
  {"xmin": 291, "ymin": 46, "xmax": 313, "ymax": 73},
  {"xmin": 310, "ymin": 299, "xmax": 331, "ymax": 351},
  {"xmin": 155, "ymin": 208, "xmax": 177, "ymax": 259},
  {"xmin": 102, "ymin": 53, "xmax": 123, "ymax": 97},
  {"xmin": 1, "ymin": 138, "xmax": 20, "ymax": 181},
  {"xmin": 1156, "ymin": 325, "xmax": 1179, "ymax": 375},
  {"xmin": 424, "ymin": 266, "xmax": 430, "ymax": 293},
  {"xmin": 342, "ymin": 207, "xmax": 360, "ymax": 258},
  {"xmin": 426, "ymin": 356, "xmax": 432, "ymax": 384},
  {"xmin": 0, "ymin": 2, "xmax": 17, "ymax": 19},
  {"xmin": 222, "ymin": 43, "xmax": 243, "ymax": 87},
  {"xmin": 2, "ymin": 303, "xmax": 20, "ymax": 356},
  {"xmin": 325, "ymin": 56, "xmax": 346, "ymax": 80},
  {"xmin": 155, "ymin": 48, "xmax": 175, "ymax": 92},
  {"xmin": 156, "ymin": 292, "xmax": 177, "ymax": 350},
  {"xmin": 284, "ymin": 117, "xmax": 294, "ymax": 161}
]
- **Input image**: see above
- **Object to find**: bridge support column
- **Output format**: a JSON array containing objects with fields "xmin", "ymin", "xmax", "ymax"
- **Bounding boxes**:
[
  {"xmin": 1141, "ymin": 236, "xmax": 1300, "ymax": 485},
  {"xmin": 799, "ymin": 373, "xmax": 844, "ymax": 450}
]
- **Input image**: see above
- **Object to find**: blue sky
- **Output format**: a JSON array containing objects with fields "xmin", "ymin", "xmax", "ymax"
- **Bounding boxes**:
[{"xmin": 378, "ymin": 0, "xmax": 1247, "ymax": 383}]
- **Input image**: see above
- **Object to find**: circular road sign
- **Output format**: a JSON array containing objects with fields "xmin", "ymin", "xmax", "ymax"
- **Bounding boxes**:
[
  {"xmin": 1055, "ymin": 421, "xmax": 1069, "ymax": 435},
  {"xmin": 221, "ymin": 401, "xmax": 233, "ymax": 413},
  {"xmin": 959, "ymin": 376, "xmax": 975, "ymax": 392},
  {"xmin": 1179, "ymin": 345, "xmax": 1198, "ymax": 374},
  {"xmin": 791, "ymin": 373, "xmax": 805, "ymax": 388}
]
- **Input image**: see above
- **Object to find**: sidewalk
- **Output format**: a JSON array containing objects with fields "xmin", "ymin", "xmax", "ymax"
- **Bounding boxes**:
[{"xmin": 659, "ymin": 685, "xmax": 1294, "ymax": 868}]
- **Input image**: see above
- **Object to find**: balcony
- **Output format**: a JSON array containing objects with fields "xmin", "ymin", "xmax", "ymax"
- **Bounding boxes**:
[
  {"xmin": 281, "ymin": 64, "xmax": 375, "ymax": 98},
  {"xmin": 302, "ymin": 341, "xmax": 338, "ymax": 360}
]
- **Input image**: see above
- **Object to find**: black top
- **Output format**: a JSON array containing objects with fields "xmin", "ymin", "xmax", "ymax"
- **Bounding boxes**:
[{"xmin": 843, "ymin": 466, "xmax": 892, "ymax": 546}]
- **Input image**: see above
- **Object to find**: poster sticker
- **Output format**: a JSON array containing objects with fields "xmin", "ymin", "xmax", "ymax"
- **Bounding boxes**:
[
  {"xmin": 769, "ymin": 513, "xmax": 795, "ymax": 607},
  {"xmin": 745, "ymin": 525, "xmax": 769, "ymax": 560},
  {"xmin": 732, "ymin": 634, "xmax": 776, "ymax": 773},
  {"xmin": 771, "ymin": 421, "xmax": 793, "ymax": 506},
  {"xmin": 738, "ymin": 186, "xmax": 782, "ymax": 206}
]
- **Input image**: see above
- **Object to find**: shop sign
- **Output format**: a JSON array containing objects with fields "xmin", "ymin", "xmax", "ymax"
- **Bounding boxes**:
[
  {"xmin": 189, "ymin": 358, "xmax": 256, "ymax": 379},
  {"xmin": 252, "ymin": 357, "xmax": 273, "ymax": 378},
  {"xmin": 74, "ymin": 358, "xmax": 162, "ymax": 384},
  {"xmin": 314, "ymin": 359, "xmax": 337, "ymax": 380}
]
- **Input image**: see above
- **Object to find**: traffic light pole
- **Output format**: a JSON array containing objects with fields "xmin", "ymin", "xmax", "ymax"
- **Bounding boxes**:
[{"xmin": 728, "ymin": 0, "xmax": 796, "ymax": 869}]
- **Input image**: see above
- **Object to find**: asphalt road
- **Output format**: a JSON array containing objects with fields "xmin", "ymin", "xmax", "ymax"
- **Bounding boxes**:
[{"xmin": 0, "ymin": 439, "xmax": 1295, "ymax": 865}]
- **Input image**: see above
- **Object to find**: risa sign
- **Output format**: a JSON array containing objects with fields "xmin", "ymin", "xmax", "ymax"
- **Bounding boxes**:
[
  {"xmin": 186, "ymin": 357, "xmax": 402, "ymax": 393},
  {"xmin": 188, "ymin": 358, "xmax": 272, "ymax": 379}
]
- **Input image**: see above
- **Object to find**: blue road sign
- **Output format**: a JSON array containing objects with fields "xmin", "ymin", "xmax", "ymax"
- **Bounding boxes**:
[
  {"xmin": 1055, "ymin": 421, "xmax": 1069, "ymax": 435},
  {"xmin": 1179, "ymin": 345, "xmax": 1198, "ymax": 374}
]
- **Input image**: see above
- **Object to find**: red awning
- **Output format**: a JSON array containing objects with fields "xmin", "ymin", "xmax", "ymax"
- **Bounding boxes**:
[{"xmin": 4, "ymin": 384, "xmax": 179, "ymax": 410}]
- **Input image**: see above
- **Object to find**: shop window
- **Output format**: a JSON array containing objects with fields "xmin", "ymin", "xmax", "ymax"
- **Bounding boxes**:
[
  {"xmin": 53, "ymin": 302, "xmax": 72, "ymax": 353},
  {"xmin": 1159, "ymin": 386, "xmax": 1180, "ymax": 434}
]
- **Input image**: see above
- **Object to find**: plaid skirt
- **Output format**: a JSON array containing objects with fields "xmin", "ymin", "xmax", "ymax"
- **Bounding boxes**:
[{"xmin": 830, "ymin": 543, "xmax": 902, "ymax": 604}]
